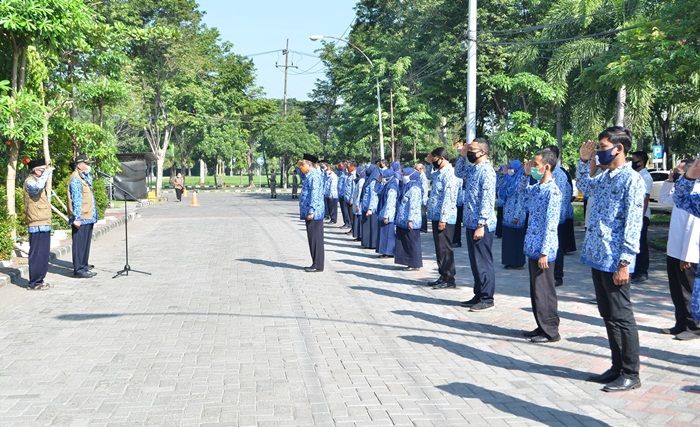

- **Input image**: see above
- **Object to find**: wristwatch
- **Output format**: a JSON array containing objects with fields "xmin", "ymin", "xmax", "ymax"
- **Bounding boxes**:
[{"xmin": 618, "ymin": 260, "xmax": 630, "ymax": 267}]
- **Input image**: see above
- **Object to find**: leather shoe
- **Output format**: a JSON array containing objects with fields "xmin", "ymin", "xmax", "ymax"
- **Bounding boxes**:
[
  {"xmin": 432, "ymin": 281, "xmax": 456, "ymax": 290},
  {"xmin": 523, "ymin": 328, "xmax": 542, "ymax": 338},
  {"xmin": 586, "ymin": 368, "xmax": 620, "ymax": 384},
  {"xmin": 530, "ymin": 334, "xmax": 560, "ymax": 343},
  {"xmin": 74, "ymin": 271, "xmax": 96, "ymax": 279},
  {"xmin": 304, "ymin": 267, "xmax": 322, "ymax": 273},
  {"xmin": 660, "ymin": 326, "xmax": 684, "ymax": 335},
  {"xmin": 88, "ymin": 264, "xmax": 95, "ymax": 270},
  {"xmin": 428, "ymin": 278, "xmax": 445, "ymax": 286},
  {"xmin": 603, "ymin": 375, "xmax": 641, "ymax": 392}
]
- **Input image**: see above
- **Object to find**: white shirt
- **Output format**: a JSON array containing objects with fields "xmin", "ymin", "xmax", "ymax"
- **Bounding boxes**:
[
  {"xmin": 659, "ymin": 180, "xmax": 700, "ymax": 263},
  {"xmin": 638, "ymin": 168, "xmax": 653, "ymax": 218}
]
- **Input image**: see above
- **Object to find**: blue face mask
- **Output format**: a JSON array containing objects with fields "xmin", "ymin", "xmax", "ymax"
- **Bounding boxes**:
[{"xmin": 596, "ymin": 145, "xmax": 620, "ymax": 166}]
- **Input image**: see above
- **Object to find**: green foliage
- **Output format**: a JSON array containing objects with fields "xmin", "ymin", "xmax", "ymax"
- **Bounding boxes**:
[
  {"xmin": 491, "ymin": 112, "xmax": 556, "ymax": 163},
  {"xmin": 0, "ymin": 213, "xmax": 13, "ymax": 260},
  {"xmin": 93, "ymin": 177, "xmax": 108, "ymax": 219}
]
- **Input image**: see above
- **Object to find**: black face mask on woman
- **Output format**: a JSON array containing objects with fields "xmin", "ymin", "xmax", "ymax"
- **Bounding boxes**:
[{"xmin": 432, "ymin": 158, "xmax": 442, "ymax": 169}]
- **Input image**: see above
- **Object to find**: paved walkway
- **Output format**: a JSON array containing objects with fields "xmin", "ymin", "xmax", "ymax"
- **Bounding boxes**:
[{"xmin": 0, "ymin": 192, "xmax": 698, "ymax": 426}]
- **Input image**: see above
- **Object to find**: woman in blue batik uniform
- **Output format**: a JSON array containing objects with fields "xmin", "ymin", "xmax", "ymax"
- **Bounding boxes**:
[
  {"xmin": 361, "ymin": 165, "xmax": 382, "ymax": 249},
  {"xmin": 500, "ymin": 160, "xmax": 528, "ymax": 269},
  {"xmin": 395, "ymin": 167, "xmax": 423, "ymax": 270},
  {"xmin": 351, "ymin": 165, "xmax": 366, "ymax": 241},
  {"xmin": 377, "ymin": 168, "xmax": 400, "ymax": 257}
]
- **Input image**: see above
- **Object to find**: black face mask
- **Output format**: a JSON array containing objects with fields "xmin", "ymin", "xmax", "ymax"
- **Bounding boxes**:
[
  {"xmin": 466, "ymin": 152, "xmax": 481, "ymax": 163},
  {"xmin": 673, "ymin": 172, "xmax": 681, "ymax": 182},
  {"xmin": 632, "ymin": 161, "xmax": 644, "ymax": 170},
  {"xmin": 432, "ymin": 159, "xmax": 441, "ymax": 169}
]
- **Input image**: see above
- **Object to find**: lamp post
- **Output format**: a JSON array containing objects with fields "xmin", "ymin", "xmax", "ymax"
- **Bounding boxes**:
[{"xmin": 310, "ymin": 34, "xmax": 385, "ymax": 161}]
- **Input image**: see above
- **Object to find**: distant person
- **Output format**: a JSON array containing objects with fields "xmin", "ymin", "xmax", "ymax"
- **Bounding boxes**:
[
  {"xmin": 414, "ymin": 163, "xmax": 429, "ymax": 233},
  {"xmin": 269, "ymin": 169, "xmax": 277, "ymax": 199},
  {"xmin": 323, "ymin": 164, "xmax": 338, "ymax": 224},
  {"xmin": 522, "ymin": 150, "xmax": 562, "ymax": 343},
  {"xmin": 658, "ymin": 159, "xmax": 700, "ymax": 340},
  {"xmin": 673, "ymin": 159, "xmax": 700, "ymax": 324},
  {"xmin": 455, "ymin": 138, "xmax": 497, "ymax": 311},
  {"xmin": 351, "ymin": 166, "xmax": 367, "ymax": 241},
  {"xmin": 337, "ymin": 162, "xmax": 350, "ymax": 228},
  {"xmin": 291, "ymin": 169, "xmax": 299, "ymax": 199},
  {"xmin": 173, "ymin": 172, "xmax": 184, "ymax": 202},
  {"xmin": 23, "ymin": 158, "xmax": 54, "ymax": 290},
  {"xmin": 68, "ymin": 154, "xmax": 97, "ymax": 279},
  {"xmin": 395, "ymin": 167, "xmax": 423, "ymax": 271},
  {"xmin": 547, "ymin": 145, "xmax": 575, "ymax": 287},
  {"xmin": 361, "ymin": 165, "xmax": 382, "ymax": 249},
  {"xmin": 630, "ymin": 151, "xmax": 652, "ymax": 283},
  {"xmin": 342, "ymin": 161, "xmax": 357, "ymax": 230},
  {"xmin": 500, "ymin": 160, "xmax": 527, "ymax": 269},
  {"xmin": 298, "ymin": 154, "xmax": 325, "ymax": 273},
  {"xmin": 577, "ymin": 127, "xmax": 644, "ymax": 392},
  {"xmin": 377, "ymin": 168, "xmax": 399, "ymax": 257}
]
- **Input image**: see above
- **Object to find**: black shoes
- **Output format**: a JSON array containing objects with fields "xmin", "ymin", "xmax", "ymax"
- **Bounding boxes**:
[
  {"xmin": 660, "ymin": 326, "xmax": 684, "ymax": 335},
  {"xmin": 432, "ymin": 281, "xmax": 456, "ymax": 290},
  {"xmin": 555, "ymin": 280, "xmax": 563, "ymax": 287},
  {"xmin": 460, "ymin": 297, "xmax": 480, "ymax": 307},
  {"xmin": 675, "ymin": 330, "xmax": 700, "ymax": 341},
  {"xmin": 428, "ymin": 278, "xmax": 445, "ymax": 286},
  {"xmin": 453, "ymin": 242, "xmax": 462, "ymax": 248},
  {"xmin": 530, "ymin": 334, "xmax": 561, "ymax": 343},
  {"xmin": 304, "ymin": 267, "xmax": 323, "ymax": 273},
  {"xmin": 74, "ymin": 270, "xmax": 96, "ymax": 279},
  {"xmin": 586, "ymin": 368, "xmax": 620, "ymax": 384},
  {"xmin": 631, "ymin": 274, "xmax": 648, "ymax": 283},
  {"xmin": 469, "ymin": 301, "xmax": 494, "ymax": 312},
  {"xmin": 603, "ymin": 375, "xmax": 641, "ymax": 392},
  {"xmin": 523, "ymin": 328, "xmax": 542, "ymax": 338}
]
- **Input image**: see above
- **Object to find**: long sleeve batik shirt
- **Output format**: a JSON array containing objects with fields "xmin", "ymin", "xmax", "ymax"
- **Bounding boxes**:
[
  {"xmin": 552, "ymin": 166, "xmax": 573, "ymax": 224},
  {"xmin": 337, "ymin": 172, "xmax": 346, "ymax": 200},
  {"xmin": 323, "ymin": 172, "xmax": 338, "ymax": 199},
  {"xmin": 426, "ymin": 165, "xmax": 460, "ymax": 224},
  {"xmin": 674, "ymin": 177, "xmax": 700, "ymax": 218},
  {"xmin": 361, "ymin": 180, "xmax": 380, "ymax": 213},
  {"xmin": 300, "ymin": 168, "xmax": 325, "ymax": 220},
  {"xmin": 576, "ymin": 161, "xmax": 645, "ymax": 273},
  {"xmin": 343, "ymin": 172, "xmax": 356, "ymax": 202},
  {"xmin": 420, "ymin": 172, "xmax": 429, "ymax": 206},
  {"xmin": 396, "ymin": 185, "xmax": 423, "ymax": 230},
  {"xmin": 455, "ymin": 157, "xmax": 497, "ymax": 231},
  {"xmin": 524, "ymin": 179, "xmax": 562, "ymax": 261},
  {"xmin": 379, "ymin": 181, "xmax": 398, "ymax": 223},
  {"xmin": 69, "ymin": 171, "xmax": 97, "ymax": 224},
  {"xmin": 502, "ymin": 175, "xmax": 528, "ymax": 230}
]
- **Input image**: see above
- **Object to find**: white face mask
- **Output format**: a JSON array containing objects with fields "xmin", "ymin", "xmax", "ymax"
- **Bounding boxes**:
[
  {"xmin": 402, "ymin": 175, "xmax": 411, "ymax": 184},
  {"xmin": 507, "ymin": 169, "xmax": 515, "ymax": 176}
]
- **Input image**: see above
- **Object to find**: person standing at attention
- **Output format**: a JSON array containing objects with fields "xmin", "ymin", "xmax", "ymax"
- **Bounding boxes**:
[
  {"xmin": 630, "ymin": 150, "xmax": 652, "ymax": 283},
  {"xmin": 455, "ymin": 138, "xmax": 497, "ymax": 311},
  {"xmin": 577, "ymin": 127, "xmax": 645, "ymax": 392},
  {"xmin": 522, "ymin": 149, "xmax": 562, "ymax": 343},
  {"xmin": 298, "ymin": 154, "xmax": 325, "ymax": 273},
  {"xmin": 23, "ymin": 158, "xmax": 54, "ymax": 290},
  {"xmin": 68, "ymin": 154, "xmax": 97, "ymax": 279},
  {"xmin": 426, "ymin": 147, "xmax": 460, "ymax": 290}
]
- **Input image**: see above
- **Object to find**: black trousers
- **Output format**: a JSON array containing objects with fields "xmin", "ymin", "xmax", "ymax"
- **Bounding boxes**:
[
  {"xmin": 466, "ymin": 228, "xmax": 496, "ymax": 303},
  {"xmin": 175, "ymin": 188, "xmax": 183, "ymax": 201},
  {"xmin": 454, "ymin": 206, "xmax": 464, "ymax": 245},
  {"xmin": 495, "ymin": 207, "xmax": 504, "ymax": 238},
  {"xmin": 305, "ymin": 219, "xmax": 325, "ymax": 270},
  {"xmin": 270, "ymin": 186, "xmax": 277, "ymax": 198},
  {"xmin": 634, "ymin": 216, "xmax": 650, "ymax": 276},
  {"xmin": 28, "ymin": 231, "xmax": 51, "ymax": 287},
  {"xmin": 554, "ymin": 222, "xmax": 566, "ymax": 286},
  {"xmin": 432, "ymin": 221, "xmax": 456, "ymax": 283},
  {"xmin": 72, "ymin": 222, "xmax": 94, "ymax": 274},
  {"xmin": 325, "ymin": 197, "xmax": 338, "ymax": 223},
  {"xmin": 666, "ymin": 257, "xmax": 699, "ymax": 331},
  {"xmin": 420, "ymin": 205, "xmax": 428, "ymax": 233},
  {"xmin": 528, "ymin": 259, "xmax": 560, "ymax": 339},
  {"xmin": 347, "ymin": 202, "xmax": 354, "ymax": 229},
  {"xmin": 340, "ymin": 199, "xmax": 350, "ymax": 226},
  {"xmin": 591, "ymin": 268, "xmax": 640, "ymax": 377}
]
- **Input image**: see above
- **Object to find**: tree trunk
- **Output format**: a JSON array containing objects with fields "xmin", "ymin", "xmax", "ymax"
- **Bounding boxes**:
[
  {"xmin": 5, "ymin": 139, "xmax": 19, "ymax": 223},
  {"xmin": 155, "ymin": 154, "xmax": 165, "ymax": 199},
  {"xmin": 615, "ymin": 85, "xmax": 627, "ymax": 127},
  {"xmin": 199, "ymin": 159, "xmax": 206, "ymax": 185},
  {"xmin": 390, "ymin": 89, "xmax": 395, "ymax": 162}
]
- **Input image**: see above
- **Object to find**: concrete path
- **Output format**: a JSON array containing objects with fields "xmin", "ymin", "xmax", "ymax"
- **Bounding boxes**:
[{"xmin": 0, "ymin": 192, "xmax": 698, "ymax": 426}]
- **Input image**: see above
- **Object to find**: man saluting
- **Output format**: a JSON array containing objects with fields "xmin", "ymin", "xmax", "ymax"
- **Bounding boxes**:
[{"xmin": 298, "ymin": 154, "xmax": 325, "ymax": 273}]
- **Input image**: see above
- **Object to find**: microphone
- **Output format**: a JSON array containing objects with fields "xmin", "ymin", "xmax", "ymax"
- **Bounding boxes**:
[{"xmin": 96, "ymin": 171, "xmax": 113, "ymax": 178}]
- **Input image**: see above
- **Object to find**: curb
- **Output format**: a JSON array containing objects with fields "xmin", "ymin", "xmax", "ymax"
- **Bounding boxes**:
[{"xmin": 0, "ymin": 210, "xmax": 139, "ymax": 289}]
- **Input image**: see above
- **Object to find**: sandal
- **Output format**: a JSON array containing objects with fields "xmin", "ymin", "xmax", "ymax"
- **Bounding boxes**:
[{"xmin": 27, "ymin": 282, "xmax": 51, "ymax": 291}]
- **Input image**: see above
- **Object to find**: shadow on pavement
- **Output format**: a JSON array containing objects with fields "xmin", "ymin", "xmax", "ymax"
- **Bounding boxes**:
[
  {"xmin": 351, "ymin": 286, "xmax": 461, "ymax": 306},
  {"xmin": 437, "ymin": 382, "xmax": 611, "ymax": 426},
  {"xmin": 336, "ymin": 269, "xmax": 424, "ymax": 286},
  {"xmin": 520, "ymin": 307, "xmax": 661, "ymax": 335},
  {"xmin": 237, "ymin": 258, "xmax": 303, "ymax": 270},
  {"xmin": 401, "ymin": 335, "xmax": 590, "ymax": 380},
  {"xmin": 394, "ymin": 310, "xmax": 522, "ymax": 338}
]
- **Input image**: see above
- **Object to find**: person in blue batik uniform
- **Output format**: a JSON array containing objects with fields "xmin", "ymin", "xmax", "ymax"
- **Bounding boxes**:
[
  {"xmin": 673, "ymin": 159, "xmax": 700, "ymax": 326},
  {"xmin": 23, "ymin": 158, "xmax": 54, "ymax": 290},
  {"xmin": 337, "ymin": 162, "xmax": 351, "ymax": 228},
  {"xmin": 323, "ymin": 163, "xmax": 339, "ymax": 224},
  {"xmin": 426, "ymin": 147, "xmax": 460, "ymax": 289},
  {"xmin": 351, "ymin": 165, "xmax": 366, "ymax": 240},
  {"xmin": 298, "ymin": 155, "xmax": 325, "ymax": 273},
  {"xmin": 576, "ymin": 127, "xmax": 645, "ymax": 392},
  {"xmin": 343, "ymin": 162, "xmax": 357, "ymax": 231},
  {"xmin": 377, "ymin": 168, "xmax": 400, "ymax": 257},
  {"xmin": 68, "ymin": 154, "xmax": 98, "ymax": 278},
  {"xmin": 415, "ymin": 163, "xmax": 429, "ymax": 233},
  {"xmin": 361, "ymin": 165, "xmax": 382, "ymax": 249},
  {"xmin": 521, "ymin": 150, "xmax": 562, "ymax": 343},
  {"xmin": 500, "ymin": 160, "xmax": 527, "ymax": 269},
  {"xmin": 546, "ymin": 145, "xmax": 575, "ymax": 287},
  {"xmin": 395, "ymin": 167, "xmax": 424, "ymax": 270},
  {"xmin": 455, "ymin": 138, "xmax": 497, "ymax": 311}
]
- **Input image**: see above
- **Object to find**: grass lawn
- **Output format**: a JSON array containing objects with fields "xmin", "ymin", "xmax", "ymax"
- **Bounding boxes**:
[
  {"xmin": 171, "ymin": 175, "xmax": 294, "ymax": 187},
  {"xmin": 573, "ymin": 205, "xmax": 670, "ymax": 225}
]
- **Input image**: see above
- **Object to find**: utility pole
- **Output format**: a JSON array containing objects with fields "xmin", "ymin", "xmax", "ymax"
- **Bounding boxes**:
[
  {"xmin": 465, "ymin": 0, "xmax": 477, "ymax": 144},
  {"xmin": 390, "ymin": 88, "xmax": 395, "ymax": 162},
  {"xmin": 276, "ymin": 39, "xmax": 298, "ymax": 116}
]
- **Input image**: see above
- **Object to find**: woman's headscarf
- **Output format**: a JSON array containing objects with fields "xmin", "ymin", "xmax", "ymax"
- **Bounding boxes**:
[
  {"xmin": 391, "ymin": 161, "xmax": 403, "ymax": 180},
  {"xmin": 400, "ymin": 166, "xmax": 421, "ymax": 198},
  {"xmin": 499, "ymin": 159, "xmax": 524, "ymax": 200}
]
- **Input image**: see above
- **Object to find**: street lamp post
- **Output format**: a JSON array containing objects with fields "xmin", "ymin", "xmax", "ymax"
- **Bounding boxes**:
[{"xmin": 310, "ymin": 35, "xmax": 385, "ymax": 161}]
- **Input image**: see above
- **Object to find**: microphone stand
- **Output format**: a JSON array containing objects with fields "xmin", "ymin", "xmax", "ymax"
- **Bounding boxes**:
[{"xmin": 97, "ymin": 171, "xmax": 151, "ymax": 279}]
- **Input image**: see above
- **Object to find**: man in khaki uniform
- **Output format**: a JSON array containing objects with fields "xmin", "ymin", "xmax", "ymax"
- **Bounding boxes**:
[
  {"xmin": 68, "ymin": 154, "xmax": 97, "ymax": 278},
  {"xmin": 23, "ymin": 158, "xmax": 54, "ymax": 290}
]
